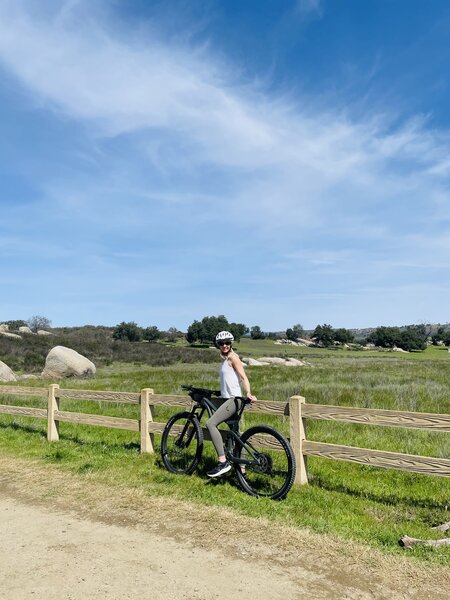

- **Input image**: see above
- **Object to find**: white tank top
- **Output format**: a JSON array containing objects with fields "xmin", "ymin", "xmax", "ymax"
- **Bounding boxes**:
[{"xmin": 220, "ymin": 353, "xmax": 242, "ymax": 398}]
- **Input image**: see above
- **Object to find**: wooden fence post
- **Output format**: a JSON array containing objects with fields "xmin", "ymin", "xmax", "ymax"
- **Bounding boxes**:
[
  {"xmin": 47, "ymin": 384, "xmax": 60, "ymax": 442},
  {"xmin": 289, "ymin": 395, "xmax": 308, "ymax": 485},
  {"xmin": 140, "ymin": 388, "xmax": 154, "ymax": 454}
]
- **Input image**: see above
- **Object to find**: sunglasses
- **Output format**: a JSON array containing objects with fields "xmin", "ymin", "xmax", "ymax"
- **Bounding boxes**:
[{"xmin": 218, "ymin": 340, "xmax": 231, "ymax": 346}]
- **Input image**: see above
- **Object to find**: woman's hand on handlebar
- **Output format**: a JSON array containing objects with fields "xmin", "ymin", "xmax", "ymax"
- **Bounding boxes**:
[{"xmin": 246, "ymin": 393, "xmax": 257, "ymax": 403}]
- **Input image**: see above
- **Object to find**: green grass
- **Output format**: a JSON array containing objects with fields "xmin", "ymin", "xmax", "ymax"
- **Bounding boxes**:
[{"xmin": 0, "ymin": 346, "xmax": 449, "ymax": 566}]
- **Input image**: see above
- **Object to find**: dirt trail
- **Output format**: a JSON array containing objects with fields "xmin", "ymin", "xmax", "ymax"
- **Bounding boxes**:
[{"xmin": 0, "ymin": 457, "xmax": 448, "ymax": 600}]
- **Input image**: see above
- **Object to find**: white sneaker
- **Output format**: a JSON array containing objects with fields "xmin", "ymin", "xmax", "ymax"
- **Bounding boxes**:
[{"xmin": 207, "ymin": 461, "xmax": 231, "ymax": 477}]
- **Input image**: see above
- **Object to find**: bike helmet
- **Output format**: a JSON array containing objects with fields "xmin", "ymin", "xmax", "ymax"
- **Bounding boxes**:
[{"xmin": 215, "ymin": 330, "xmax": 234, "ymax": 346}]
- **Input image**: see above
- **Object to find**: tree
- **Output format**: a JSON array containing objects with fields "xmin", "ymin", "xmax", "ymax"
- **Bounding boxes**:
[
  {"xmin": 186, "ymin": 320, "xmax": 203, "ymax": 344},
  {"xmin": 185, "ymin": 315, "xmax": 247, "ymax": 344},
  {"xmin": 286, "ymin": 328, "xmax": 295, "ymax": 341},
  {"xmin": 27, "ymin": 315, "xmax": 52, "ymax": 332},
  {"xmin": 432, "ymin": 326, "xmax": 450, "ymax": 346},
  {"xmin": 313, "ymin": 324, "xmax": 334, "ymax": 347},
  {"xmin": 398, "ymin": 325, "xmax": 427, "ymax": 351},
  {"xmin": 265, "ymin": 331, "xmax": 278, "ymax": 339},
  {"xmin": 143, "ymin": 326, "xmax": 160, "ymax": 342},
  {"xmin": 367, "ymin": 326, "xmax": 401, "ymax": 348},
  {"xmin": 292, "ymin": 324, "xmax": 304, "ymax": 339},
  {"xmin": 367, "ymin": 325, "xmax": 427, "ymax": 351},
  {"xmin": 164, "ymin": 327, "xmax": 183, "ymax": 343},
  {"xmin": 199, "ymin": 315, "xmax": 229, "ymax": 343},
  {"xmin": 112, "ymin": 321, "xmax": 142, "ymax": 342},
  {"xmin": 250, "ymin": 325, "xmax": 265, "ymax": 340},
  {"xmin": 286, "ymin": 323, "xmax": 304, "ymax": 341},
  {"xmin": 432, "ymin": 326, "xmax": 445, "ymax": 345},
  {"xmin": 229, "ymin": 322, "xmax": 248, "ymax": 341},
  {"xmin": 333, "ymin": 328, "xmax": 354, "ymax": 344}
]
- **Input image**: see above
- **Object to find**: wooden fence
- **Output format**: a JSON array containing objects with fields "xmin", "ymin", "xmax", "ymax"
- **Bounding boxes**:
[{"xmin": 1, "ymin": 385, "xmax": 449, "ymax": 486}]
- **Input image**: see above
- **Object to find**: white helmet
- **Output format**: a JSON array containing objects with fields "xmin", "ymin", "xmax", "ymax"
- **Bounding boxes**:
[{"xmin": 215, "ymin": 330, "xmax": 234, "ymax": 346}]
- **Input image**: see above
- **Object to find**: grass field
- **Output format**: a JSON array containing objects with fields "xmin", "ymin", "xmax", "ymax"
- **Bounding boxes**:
[{"xmin": 0, "ymin": 344, "xmax": 449, "ymax": 566}]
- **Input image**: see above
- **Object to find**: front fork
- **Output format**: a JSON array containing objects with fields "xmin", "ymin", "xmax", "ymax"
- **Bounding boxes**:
[{"xmin": 176, "ymin": 408, "xmax": 205, "ymax": 448}]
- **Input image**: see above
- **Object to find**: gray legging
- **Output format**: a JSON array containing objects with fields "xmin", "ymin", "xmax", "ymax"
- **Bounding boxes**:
[{"xmin": 206, "ymin": 397, "xmax": 243, "ymax": 457}]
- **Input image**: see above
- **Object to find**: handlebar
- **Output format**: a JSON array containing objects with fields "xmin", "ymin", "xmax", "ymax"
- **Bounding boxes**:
[
  {"xmin": 181, "ymin": 384, "xmax": 221, "ymax": 397},
  {"xmin": 181, "ymin": 385, "xmax": 251, "ymax": 405}
]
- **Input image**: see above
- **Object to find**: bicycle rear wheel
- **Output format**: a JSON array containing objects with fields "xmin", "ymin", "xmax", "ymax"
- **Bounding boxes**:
[
  {"xmin": 235, "ymin": 425, "xmax": 296, "ymax": 500},
  {"xmin": 161, "ymin": 412, "xmax": 203, "ymax": 475}
]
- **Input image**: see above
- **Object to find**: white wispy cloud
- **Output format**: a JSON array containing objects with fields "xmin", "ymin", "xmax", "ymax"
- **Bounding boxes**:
[
  {"xmin": 0, "ymin": 2, "xmax": 448, "ymax": 232},
  {"xmin": 295, "ymin": 0, "xmax": 323, "ymax": 19},
  {"xmin": 1, "ymin": 0, "xmax": 450, "ymax": 327}
]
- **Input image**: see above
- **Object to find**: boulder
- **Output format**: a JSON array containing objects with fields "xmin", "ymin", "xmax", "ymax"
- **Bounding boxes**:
[
  {"xmin": 42, "ymin": 346, "xmax": 96, "ymax": 378},
  {"xmin": 275, "ymin": 338, "xmax": 314, "ymax": 347},
  {"xmin": 259, "ymin": 357, "xmax": 287, "ymax": 365},
  {"xmin": 19, "ymin": 326, "xmax": 34, "ymax": 334},
  {"xmin": 285, "ymin": 358, "xmax": 306, "ymax": 366},
  {"xmin": 242, "ymin": 358, "xmax": 270, "ymax": 366},
  {"xmin": 37, "ymin": 330, "xmax": 53, "ymax": 336},
  {"xmin": 0, "ymin": 360, "xmax": 17, "ymax": 382},
  {"xmin": 0, "ymin": 331, "xmax": 21, "ymax": 339},
  {"xmin": 243, "ymin": 355, "xmax": 310, "ymax": 367},
  {"xmin": 0, "ymin": 324, "xmax": 9, "ymax": 332}
]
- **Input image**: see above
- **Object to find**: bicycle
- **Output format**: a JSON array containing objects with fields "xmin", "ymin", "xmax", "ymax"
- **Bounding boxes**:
[{"xmin": 160, "ymin": 385, "xmax": 296, "ymax": 500}]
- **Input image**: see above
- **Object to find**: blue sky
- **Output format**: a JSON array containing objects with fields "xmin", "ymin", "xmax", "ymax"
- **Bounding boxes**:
[{"xmin": 1, "ymin": 0, "xmax": 450, "ymax": 331}]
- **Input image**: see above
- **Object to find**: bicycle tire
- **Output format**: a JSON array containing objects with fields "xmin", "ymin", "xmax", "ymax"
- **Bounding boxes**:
[
  {"xmin": 161, "ymin": 412, "xmax": 203, "ymax": 475},
  {"xmin": 234, "ymin": 425, "xmax": 296, "ymax": 500}
]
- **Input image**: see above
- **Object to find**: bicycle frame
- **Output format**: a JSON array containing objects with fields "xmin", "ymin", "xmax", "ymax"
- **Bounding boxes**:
[{"xmin": 184, "ymin": 390, "xmax": 257, "ymax": 469}]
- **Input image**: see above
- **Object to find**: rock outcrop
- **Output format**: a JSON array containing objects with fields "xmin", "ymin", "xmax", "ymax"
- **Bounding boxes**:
[
  {"xmin": 284, "ymin": 358, "xmax": 307, "ymax": 366},
  {"xmin": 260, "ymin": 357, "xmax": 291, "ymax": 365},
  {"xmin": 18, "ymin": 326, "xmax": 34, "ymax": 334},
  {"xmin": 274, "ymin": 338, "xmax": 315, "ymax": 347},
  {"xmin": 42, "ymin": 346, "xmax": 96, "ymax": 378},
  {"xmin": 241, "ymin": 356, "xmax": 309, "ymax": 367},
  {"xmin": 242, "ymin": 358, "xmax": 271, "ymax": 366},
  {"xmin": 0, "ymin": 331, "xmax": 22, "ymax": 339},
  {"xmin": 0, "ymin": 360, "xmax": 17, "ymax": 382}
]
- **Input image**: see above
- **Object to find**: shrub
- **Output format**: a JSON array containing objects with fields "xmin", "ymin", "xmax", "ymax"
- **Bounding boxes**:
[{"xmin": 112, "ymin": 322, "xmax": 143, "ymax": 342}]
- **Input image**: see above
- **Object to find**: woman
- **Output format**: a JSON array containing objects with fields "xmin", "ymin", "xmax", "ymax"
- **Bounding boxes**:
[{"xmin": 206, "ymin": 330, "xmax": 257, "ymax": 477}]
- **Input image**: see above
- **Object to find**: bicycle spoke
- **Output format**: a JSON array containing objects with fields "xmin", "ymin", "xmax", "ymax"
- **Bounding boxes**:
[
  {"xmin": 161, "ymin": 412, "xmax": 203, "ymax": 475},
  {"xmin": 235, "ymin": 425, "xmax": 296, "ymax": 500}
]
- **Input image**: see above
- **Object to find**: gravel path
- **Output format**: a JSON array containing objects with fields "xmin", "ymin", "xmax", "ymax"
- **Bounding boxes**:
[
  {"xmin": 0, "ymin": 458, "xmax": 448, "ymax": 600},
  {"xmin": 0, "ymin": 495, "xmax": 305, "ymax": 600}
]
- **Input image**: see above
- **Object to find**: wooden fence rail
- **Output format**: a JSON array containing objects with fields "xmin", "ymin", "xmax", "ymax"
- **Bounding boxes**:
[
  {"xmin": 295, "ymin": 396, "xmax": 450, "ymax": 481},
  {"xmin": 0, "ymin": 385, "xmax": 449, "ymax": 486}
]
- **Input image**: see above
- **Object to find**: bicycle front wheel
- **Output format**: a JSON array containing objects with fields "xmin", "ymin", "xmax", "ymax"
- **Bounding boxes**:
[
  {"xmin": 235, "ymin": 425, "xmax": 296, "ymax": 500},
  {"xmin": 161, "ymin": 412, "xmax": 203, "ymax": 475}
]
